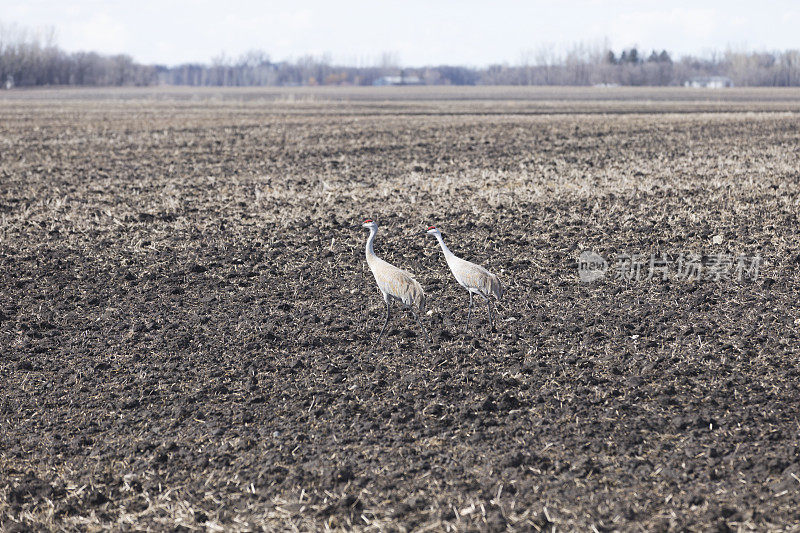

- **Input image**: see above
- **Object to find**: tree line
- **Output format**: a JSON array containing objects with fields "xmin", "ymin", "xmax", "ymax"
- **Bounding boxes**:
[
  {"xmin": 2, "ymin": 23, "xmax": 800, "ymax": 88},
  {"xmin": 0, "ymin": 24, "xmax": 157, "ymax": 87}
]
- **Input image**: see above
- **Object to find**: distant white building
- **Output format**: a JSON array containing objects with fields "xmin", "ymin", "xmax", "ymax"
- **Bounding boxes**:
[
  {"xmin": 684, "ymin": 76, "xmax": 733, "ymax": 88},
  {"xmin": 4, "ymin": 75, "xmax": 13, "ymax": 90},
  {"xmin": 373, "ymin": 75, "xmax": 423, "ymax": 86}
]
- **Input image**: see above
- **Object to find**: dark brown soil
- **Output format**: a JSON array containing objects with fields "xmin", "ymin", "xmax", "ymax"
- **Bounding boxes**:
[{"xmin": 1, "ymin": 87, "xmax": 799, "ymax": 531}]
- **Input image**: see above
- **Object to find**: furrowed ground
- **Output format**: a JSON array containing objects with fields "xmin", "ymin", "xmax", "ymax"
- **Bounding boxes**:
[{"xmin": 1, "ymin": 87, "xmax": 799, "ymax": 531}]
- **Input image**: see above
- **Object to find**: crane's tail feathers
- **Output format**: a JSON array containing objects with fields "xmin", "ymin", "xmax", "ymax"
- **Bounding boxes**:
[
  {"xmin": 410, "ymin": 278, "xmax": 426, "ymax": 313},
  {"xmin": 490, "ymin": 273, "xmax": 503, "ymax": 300}
]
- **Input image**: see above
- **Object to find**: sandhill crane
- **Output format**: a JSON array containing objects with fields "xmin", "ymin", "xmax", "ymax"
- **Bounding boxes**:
[
  {"xmin": 362, "ymin": 219, "xmax": 431, "ymax": 344},
  {"xmin": 426, "ymin": 226, "xmax": 502, "ymax": 332}
]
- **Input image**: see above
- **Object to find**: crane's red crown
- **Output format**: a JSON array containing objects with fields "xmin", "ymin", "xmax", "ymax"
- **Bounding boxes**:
[
  {"xmin": 427, "ymin": 225, "xmax": 436, "ymax": 230},
  {"xmin": 363, "ymin": 219, "xmax": 373, "ymax": 223}
]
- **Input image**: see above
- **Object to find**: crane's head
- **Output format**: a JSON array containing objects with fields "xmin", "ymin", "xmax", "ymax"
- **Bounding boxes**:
[
  {"xmin": 362, "ymin": 219, "xmax": 378, "ymax": 231},
  {"xmin": 425, "ymin": 225, "xmax": 441, "ymax": 236}
]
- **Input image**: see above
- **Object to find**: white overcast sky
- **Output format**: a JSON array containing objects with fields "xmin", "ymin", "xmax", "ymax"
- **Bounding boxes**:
[{"xmin": 3, "ymin": 1, "xmax": 800, "ymax": 66}]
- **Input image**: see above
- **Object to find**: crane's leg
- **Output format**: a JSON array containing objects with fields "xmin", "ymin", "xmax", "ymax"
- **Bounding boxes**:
[
  {"xmin": 487, "ymin": 299, "xmax": 494, "ymax": 332},
  {"xmin": 465, "ymin": 291, "xmax": 473, "ymax": 333},
  {"xmin": 376, "ymin": 300, "xmax": 391, "ymax": 343},
  {"xmin": 413, "ymin": 310, "xmax": 432, "ymax": 343}
]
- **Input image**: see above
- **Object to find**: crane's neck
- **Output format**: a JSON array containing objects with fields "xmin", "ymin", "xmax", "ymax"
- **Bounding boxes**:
[
  {"xmin": 434, "ymin": 233, "xmax": 455, "ymax": 260},
  {"xmin": 365, "ymin": 227, "xmax": 377, "ymax": 260}
]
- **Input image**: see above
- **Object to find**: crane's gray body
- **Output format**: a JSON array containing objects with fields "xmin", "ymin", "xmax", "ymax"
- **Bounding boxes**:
[
  {"xmin": 441, "ymin": 247, "xmax": 502, "ymax": 301},
  {"xmin": 366, "ymin": 243, "xmax": 426, "ymax": 311}
]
